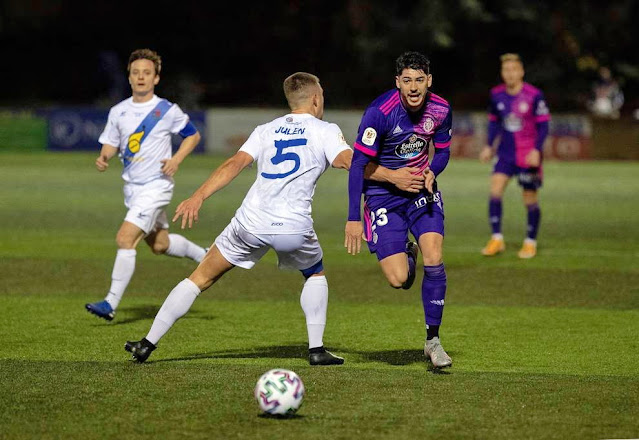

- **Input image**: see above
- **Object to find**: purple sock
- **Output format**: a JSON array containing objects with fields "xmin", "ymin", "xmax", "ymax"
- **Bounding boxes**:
[
  {"xmin": 489, "ymin": 198, "xmax": 502, "ymax": 234},
  {"xmin": 526, "ymin": 203, "xmax": 541, "ymax": 239},
  {"xmin": 422, "ymin": 264, "xmax": 447, "ymax": 326}
]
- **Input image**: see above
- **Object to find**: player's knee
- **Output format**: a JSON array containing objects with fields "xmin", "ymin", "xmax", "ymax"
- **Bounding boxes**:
[
  {"xmin": 423, "ymin": 255, "xmax": 443, "ymax": 266},
  {"xmin": 115, "ymin": 234, "xmax": 135, "ymax": 249},
  {"xmin": 150, "ymin": 242, "xmax": 168, "ymax": 255},
  {"xmin": 386, "ymin": 272, "xmax": 407, "ymax": 289}
]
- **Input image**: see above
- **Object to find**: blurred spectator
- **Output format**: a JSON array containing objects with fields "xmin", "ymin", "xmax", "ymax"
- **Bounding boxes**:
[{"xmin": 588, "ymin": 66, "xmax": 624, "ymax": 119}]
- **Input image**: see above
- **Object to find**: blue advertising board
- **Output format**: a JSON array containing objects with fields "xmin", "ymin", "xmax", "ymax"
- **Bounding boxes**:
[{"xmin": 47, "ymin": 108, "xmax": 206, "ymax": 153}]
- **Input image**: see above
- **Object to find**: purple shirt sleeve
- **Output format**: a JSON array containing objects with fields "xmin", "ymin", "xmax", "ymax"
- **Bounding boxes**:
[
  {"xmin": 348, "ymin": 149, "xmax": 371, "ymax": 221},
  {"xmin": 429, "ymin": 146, "xmax": 450, "ymax": 176},
  {"xmin": 535, "ymin": 121, "xmax": 549, "ymax": 151},
  {"xmin": 533, "ymin": 92, "xmax": 550, "ymax": 151},
  {"xmin": 487, "ymin": 95, "xmax": 501, "ymax": 146}
]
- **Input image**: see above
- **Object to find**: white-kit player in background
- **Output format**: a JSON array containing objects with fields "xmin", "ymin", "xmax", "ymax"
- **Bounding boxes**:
[
  {"xmin": 86, "ymin": 48, "xmax": 208, "ymax": 322},
  {"xmin": 124, "ymin": 71, "xmax": 425, "ymax": 364}
]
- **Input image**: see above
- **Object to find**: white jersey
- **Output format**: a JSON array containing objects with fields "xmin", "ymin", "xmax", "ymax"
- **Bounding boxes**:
[
  {"xmin": 99, "ymin": 95, "xmax": 190, "ymax": 184},
  {"xmin": 236, "ymin": 113, "xmax": 350, "ymax": 234}
]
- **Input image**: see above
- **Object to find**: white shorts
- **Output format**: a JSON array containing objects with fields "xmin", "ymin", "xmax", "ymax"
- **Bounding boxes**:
[
  {"xmin": 123, "ymin": 178, "xmax": 174, "ymax": 234},
  {"xmin": 214, "ymin": 217, "xmax": 323, "ymax": 271}
]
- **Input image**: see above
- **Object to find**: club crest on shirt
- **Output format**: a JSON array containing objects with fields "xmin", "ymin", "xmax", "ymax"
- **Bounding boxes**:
[
  {"xmin": 518, "ymin": 101, "xmax": 529, "ymax": 113},
  {"xmin": 395, "ymin": 135, "xmax": 426, "ymax": 159},
  {"xmin": 362, "ymin": 127, "xmax": 377, "ymax": 146},
  {"xmin": 422, "ymin": 117, "xmax": 435, "ymax": 133},
  {"xmin": 128, "ymin": 130, "xmax": 144, "ymax": 153},
  {"xmin": 153, "ymin": 109, "xmax": 162, "ymax": 118},
  {"xmin": 504, "ymin": 113, "xmax": 522, "ymax": 132}
]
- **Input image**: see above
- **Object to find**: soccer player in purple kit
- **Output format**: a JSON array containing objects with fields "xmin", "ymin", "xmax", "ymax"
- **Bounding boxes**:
[
  {"xmin": 345, "ymin": 51, "xmax": 453, "ymax": 369},
  {"xmin": 479, "ymin": 53, "xmax": 550, "ymax": 259}
]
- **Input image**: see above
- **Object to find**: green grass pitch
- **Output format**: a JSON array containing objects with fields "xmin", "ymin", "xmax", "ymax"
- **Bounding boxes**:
[{"xmin": 1, "ymin": 152, "xmax": 638, "ymax": 439}]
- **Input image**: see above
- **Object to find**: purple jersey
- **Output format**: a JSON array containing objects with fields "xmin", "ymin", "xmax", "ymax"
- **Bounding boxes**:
[
  {"xmin": 354, "ymin": 90, "xmax": 452, "ymax": 196},
  {"xmin": 488, "ymin": 82, "xmax": 550, "ymax": 168}
]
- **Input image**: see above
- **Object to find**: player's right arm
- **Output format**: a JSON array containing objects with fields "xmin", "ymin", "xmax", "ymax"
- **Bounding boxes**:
[
  {"xmin": 96, "ymin": 108, "xmax": 120, "ymax": 171},
  {"xmin": 96, "ymin": 144, "xmax": 118, "ymax": 171},
  {"xmin": 174, "ymin": 151, "xmax": 254, "ymax": 229},
  {"xmin": 345, "ymin": 108, "xmax": 385, "ymax": 255},
  {"xmin": 480, "ymin": 94, "xmax": 501, "ymax": 163}
]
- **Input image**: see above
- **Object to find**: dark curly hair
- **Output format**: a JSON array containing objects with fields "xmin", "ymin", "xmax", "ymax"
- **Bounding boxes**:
[{"xmin": 395, "ymin": 51, "xmax": 430, "ymax": 76}]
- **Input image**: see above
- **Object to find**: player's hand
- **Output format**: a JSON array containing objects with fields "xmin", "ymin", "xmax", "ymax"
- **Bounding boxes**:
[
  {"xmin": 423, "ymin": 167, "xmax": 436, "ymax": 194},
  {"xmin": 479, "ymin": 146, "xmax": 493, "ymax": 163},
  {"xmin": 389, "ymin": 167, "xmax": 425, "ymax": 193},
  {"xmin": 95, "ymin": 155, "xmax": 109, "ymax": 172},
  {"xmin": 173, "ymin": 196, "xmax": 204, "ymax": 229},
  {"xmin": 344, "ymin": 221, "xmax": 364, "ymax": 255},
  {"xmin": 525, "ymin": 149, "xmax": 541, "ymax": 167},
  {"xmin": 161, "ymin": 158, "xmax": 180, "ymax": 177}
]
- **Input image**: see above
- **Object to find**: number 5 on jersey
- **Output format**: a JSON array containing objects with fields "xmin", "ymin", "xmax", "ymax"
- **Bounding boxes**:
[{"xmin": 261, "ymin": 138, "xmax": 307, "ymax": 179}]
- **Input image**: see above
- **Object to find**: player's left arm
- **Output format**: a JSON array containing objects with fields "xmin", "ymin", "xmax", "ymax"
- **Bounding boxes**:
[
  {"xmin": 161, "ymin": 121, "xmax": 201, "ymax": 177},
  {"xmin": 527, "ymin": 92, "xmax": 551, "ymax": 167},
  {"xmin": 424, "ymin": 109, "xmax": 452, "ymax": 193}
]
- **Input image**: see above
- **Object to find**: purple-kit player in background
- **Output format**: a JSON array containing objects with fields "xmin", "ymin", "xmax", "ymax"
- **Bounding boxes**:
[
  {"xmin": 345, "ymin": 51, "xmax": 453, "ymax": 369},
  {"xmin": 479, "ymin": 53, "xmax": 550, "ymax": 259}
]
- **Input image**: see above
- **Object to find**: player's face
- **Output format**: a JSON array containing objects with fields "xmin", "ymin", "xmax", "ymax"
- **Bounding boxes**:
[
  {"xmin": 396, "ymin": 68, "xmax": 432, "ymax": 112},
  {"xmin": 128, "ymin": 59, "xmax": 159, "ymax": 96},
  {"xmin": 501, "ymin": 60, "xmax": 524, "ymax": 88}
]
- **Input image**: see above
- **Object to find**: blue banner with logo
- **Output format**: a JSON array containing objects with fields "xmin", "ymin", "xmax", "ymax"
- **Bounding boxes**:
[{"xmin": 46, "ymin": 108, "xmax": 206, "ymax": 153}]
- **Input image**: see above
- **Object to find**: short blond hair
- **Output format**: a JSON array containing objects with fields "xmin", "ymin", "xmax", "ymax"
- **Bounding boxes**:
[
  {"xmin": 500, "ymin": 53, "xmax": 522, "ymax": 65},
  {"xmin": 283, "ymin": 72, "xmax": 320, "ymax": 109},
  {"xmin": 128, "ymin": 48, "xmax": 162, "ymax": 75}
]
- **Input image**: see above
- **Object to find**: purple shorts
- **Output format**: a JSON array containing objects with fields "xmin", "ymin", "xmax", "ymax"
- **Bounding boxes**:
[
  {"xmin": 363, "ymin": 191, "xmax": 445, "ymax": 261},
  {"xmin": 493, "ymin": 157, "xmax": 543, "ymax": 191}
]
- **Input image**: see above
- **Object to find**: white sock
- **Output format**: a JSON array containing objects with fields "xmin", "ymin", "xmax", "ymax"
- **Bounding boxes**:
[
  {"xmin": 492, "ymin": 233, "xmax": 504, "ymax": 240},
  {"xmin": 165, "ymin": 233, "xmax": 207, "ymax": 262},
  {"xmin": 105, "ymin": 249, "xmax": 136, "ymax": 310},
  {"xmin": 145, "ymin": 278, "xmax": 201, "ymax": 345},
  {"xmin": 300, "ymin": 275, "xmax": 328, "ymax": 349}
]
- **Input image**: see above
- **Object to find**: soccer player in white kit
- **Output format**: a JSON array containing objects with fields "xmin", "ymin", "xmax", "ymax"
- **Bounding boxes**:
[
  {"xmin": 124, "ymin": 72, "xmax": 423, "ymax": 364},
  {"xmin": 85, "ymin": 49, "xmax": 207, "ymax": 322}
]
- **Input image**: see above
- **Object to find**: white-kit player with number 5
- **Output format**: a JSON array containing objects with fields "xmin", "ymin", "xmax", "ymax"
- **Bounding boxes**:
[
  {"xmin": 124, "ymin": 72, "xmax": 356, "ymax": 365},
  {"xmin": 85, "ymin": 48, "xmax": 208, "ymax": 322},
  {"xmin": 124, "ymin": 72, "xmax": 422, "ymax": 363}
]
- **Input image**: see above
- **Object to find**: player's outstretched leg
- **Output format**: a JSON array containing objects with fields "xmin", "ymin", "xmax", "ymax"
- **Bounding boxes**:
[
  {"xmin": 125, "ymin": 338, "xmax": 156, "ymax": 363},
  {"xmin": 124, "ymin": 278, "xmax": 201, "ymax": 363},
  {"xmin": 86, "ymin": 248, "xmax": 137, "ymax": 321},
  {"xmin": 401, "ymin": 241, "xmax": 419, "ymax": 290}
]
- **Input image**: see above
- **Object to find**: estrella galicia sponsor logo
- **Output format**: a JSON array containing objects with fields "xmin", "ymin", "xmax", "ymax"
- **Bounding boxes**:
[{"xmin": 395, "ymin": 135, "xmax": 426, "ymax": 159}]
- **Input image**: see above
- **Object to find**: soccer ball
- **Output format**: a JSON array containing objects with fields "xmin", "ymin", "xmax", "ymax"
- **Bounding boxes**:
[{"xmin": 254, "ymin": 369, "xmax": 305, "ymax": 416}]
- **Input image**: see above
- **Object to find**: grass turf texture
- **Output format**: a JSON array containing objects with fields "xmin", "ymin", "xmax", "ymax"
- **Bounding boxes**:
[{"xmin": 1, "ymin": 152, "xmax": 638, "ymax": 439}]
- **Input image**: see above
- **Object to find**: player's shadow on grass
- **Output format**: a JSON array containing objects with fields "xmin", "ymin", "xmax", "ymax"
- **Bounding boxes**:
[
  {"xmin": 112, "ymin": 305, "xmax": 215, "ymax": 325},
  {"xmin": 154, "ymin": 345, "xmax": 453, "ymax": 373},
  {"xmin": 154, "ymin": 345, "xmax": 308, "ymax": 363}
]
